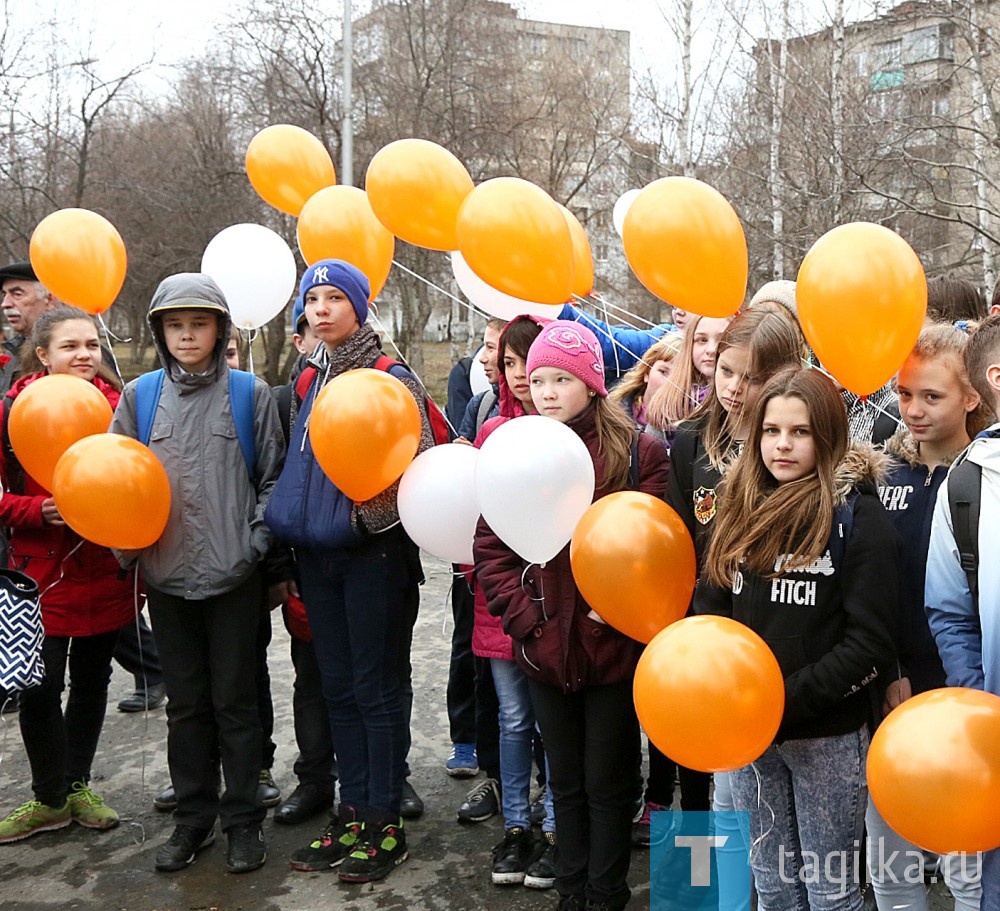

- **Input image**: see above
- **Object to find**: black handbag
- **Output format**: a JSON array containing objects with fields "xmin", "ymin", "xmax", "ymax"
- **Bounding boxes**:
[{"xmin": 0, "ymin": 568, "xmax": 44, "ymax": 694}]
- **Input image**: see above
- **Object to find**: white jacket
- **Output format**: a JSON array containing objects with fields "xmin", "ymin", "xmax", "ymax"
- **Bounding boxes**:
[{"xmin": 925, "ymin": 425, "xmax": 1000, "ymax": 695}]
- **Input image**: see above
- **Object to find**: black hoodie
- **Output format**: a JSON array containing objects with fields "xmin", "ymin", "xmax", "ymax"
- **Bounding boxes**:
[{"xmin": 694, "ymin": 447, "xmax": 900, "ymax": 742}]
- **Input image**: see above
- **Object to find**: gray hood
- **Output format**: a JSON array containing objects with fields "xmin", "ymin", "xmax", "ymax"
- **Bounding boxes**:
[{"xmin": 147, "ymin": 273, "xmax": 232, "ymax": 379}]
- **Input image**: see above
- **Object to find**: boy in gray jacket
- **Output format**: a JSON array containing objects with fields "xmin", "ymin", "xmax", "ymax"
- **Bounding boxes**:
[{"xmin": 111, "ymin": 273, "xmax": 286, "ymax": 874}]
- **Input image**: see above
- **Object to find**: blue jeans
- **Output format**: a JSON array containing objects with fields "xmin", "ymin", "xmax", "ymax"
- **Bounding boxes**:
[
  {"xmin": 730, "ymin": 728, "xmax": 869, "ymax": 911},
  {"xmin": 865, "ymin": 797, "xmax": 981, "ymax": 911},
  {"xmin": 490, "ymin": 658, "xmax": 554, "ymax": 832},
  {"xmin": 714, "ymin": 771, "xmax": 753, "ymax": 911},
  {"xmin": 299, "ymin": 530, "xmax": 413, "ymax": 820},
  {"xmin": 981, "ymin": 848, "xmax": 999, "ymax": 911}
]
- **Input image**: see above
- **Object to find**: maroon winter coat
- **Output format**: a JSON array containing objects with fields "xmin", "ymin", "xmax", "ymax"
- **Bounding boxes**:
[
  {"xmin": 0, "ymin": 372, "xmax": 136, "ymax": 638},
  {"xmin": 474, "ymin": 403, "xmax": 670, "ymax": 693}
]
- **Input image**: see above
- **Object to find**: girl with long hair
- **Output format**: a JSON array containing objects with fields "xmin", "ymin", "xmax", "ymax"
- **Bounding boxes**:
[
  {"xmin": 696, "ymin": 365, "xmax": 897, "ymax": 911},
  {"xmin": 0, "ymin": 306, "xmax": 133, "ymax": 843},
  {"xmin": 476, "ymin": 321, "xmax": 670, "ymax": 911},
  {"xmin": 608, "ymin": 333, "xmax": 684, "ymax": 432},
  {"xmin": 645, "ymin": 315, "xmax": 732, "ymax": 439},
  {"xmin": 662, "ymin": 306, "xmax": 806, "ymax": 824}
]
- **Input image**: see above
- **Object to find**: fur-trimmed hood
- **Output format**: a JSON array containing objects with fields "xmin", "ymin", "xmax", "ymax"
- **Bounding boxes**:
[
  {"xmin": 882, "ymin": 426, "xmax": 961, "ymax": 470},
  {"xmin": 833, "ymin": 442, "xmax": 891, "ymax": 505}
]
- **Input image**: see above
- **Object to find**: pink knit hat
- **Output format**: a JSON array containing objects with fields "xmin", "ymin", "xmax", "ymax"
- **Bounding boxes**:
[{"xmin": 526, "ymin": 320, "xmax": 607, "ymax": 398}]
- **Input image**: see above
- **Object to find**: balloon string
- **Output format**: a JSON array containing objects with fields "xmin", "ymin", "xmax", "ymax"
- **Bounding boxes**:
[
  {"xmin": 97, "ymin": 313, "xmax": 125, "ymax": 382},
  {"xmin": 597, "ymin": 292, "xmax": 621, "ymax": 379},
  {"xmin": 807, "ymin": 361, "xmax": 903, "ymax": 434},
  {"xmin": 747, "ymin": 761, "xmax": 776, "ymax": 869},
  {"xmin": 367, "ymin": 309, "xmax": 459, "ymax": 438},
  {"xmin": 38, "ymin": 538, "xmax": 85, "ymax": 600},
  {"xmin": 240, "ymin": 328, "xmax": 257, "ymax": 375},
  {"xmin": 391, "ymin": 259, "xmax": 482, "ymax": 319},
  {"xmin": 584, "ymin": 292, "xmax": 662, "ymax": 330},
  {"xmin": 566, "ymin": 302, "xmax": 668, "ymax": 375}
]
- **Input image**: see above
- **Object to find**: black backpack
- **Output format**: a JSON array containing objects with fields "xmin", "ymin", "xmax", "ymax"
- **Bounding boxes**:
[{"xmin": 947, "ymin": 454, "xmax": 982, "ymax": 610}]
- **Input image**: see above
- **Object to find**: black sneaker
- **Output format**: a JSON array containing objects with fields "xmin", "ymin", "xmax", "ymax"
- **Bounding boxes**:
[
  {"xmin": 456, "ymin": 777, "xmax": 500, "ymax": 824},
  {"xmin": 337, "ymin": 819, "xmax": 408, "ymax": 883},
  {"xmin": 524, "ymin": 830, "xmax": 557, "ymax": 888},
  {"xmin": 226, "ymin": 821, "xmax": 266, "ymax": 873},
  {"xmin": 154, "ymin": 825, "xmax": 216, "ymax": 872},
  {"xmin": 289, "ymin": 808, "xmax": 363, "ymax": 872},
  {"xmin": 491, "ymin": 827, "xmax": 534, "ymax": 885}
]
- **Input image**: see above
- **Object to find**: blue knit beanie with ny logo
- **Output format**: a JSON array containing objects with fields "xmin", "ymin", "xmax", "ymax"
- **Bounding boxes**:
[{"xmin": 298, "ymin": 259, "xmax": 371, "ymax": 328}]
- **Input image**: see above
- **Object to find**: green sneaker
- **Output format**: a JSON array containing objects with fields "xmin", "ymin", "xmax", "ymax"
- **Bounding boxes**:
[
  {"xmin": 67, "ymin": 782, "xmax": 120, "ymax": 830},
  {"xmin": 0, "ymin": 799, "xmax": 72, "ymax": 844},
  {"xmin": 289, "ymin": 808, "xmax": 364, "ymax": 872},
  {"xmin": 338, "ymin": 818, "xmax": 408, "ymax": 883}
]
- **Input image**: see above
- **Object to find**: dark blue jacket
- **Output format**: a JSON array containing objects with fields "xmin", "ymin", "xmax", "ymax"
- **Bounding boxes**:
[{"xmin": 878, "ymin": 431, "xmax": 950, "ymax": 693}]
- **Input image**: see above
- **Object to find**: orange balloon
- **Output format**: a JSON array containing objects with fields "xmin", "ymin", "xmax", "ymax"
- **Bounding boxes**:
[
  {"xmin": 297, "ymin": 186, "xmax": 395, "ymax": 299},
  {"xmin": 246, "ymin": 124, "xmax": 336, "ymax": 217},
  {"xmin": 8, "ymin": 375, "xmax": 113, "ymax": 491},
  {"xmin": 366, "ymin": 139, "xmax": 474, "ymax": 251},
  {"xmin": 797, "ymin": 223, "xmax": 926, "ymax": 396},
  {"xmin": 559, "ymin": 205, "xmax": 595, "ymax": 298},
  {"xmin": 309, "ymin": 368, "xmax": 421, "ymax": 501},
  {"xmin": 634, "ymin": 616, "xmax": 784, "ymax": 772},
  {"xmin": 868, "ymin": 688, "xmax": 1000, "ymax": 854},
  {"xmin": 29, "ymin": 209, "xmax": 127, "ymax": 315},
  {"xmin": 52, "ymin": 434, "xmax": 171, "ymax": 549},
  {"xmin": 570, "ymin": 492, "xmax": 694, "ymax": 643},
  {"xmin": 456, "ymin": 178, "xmax": 574, "ymax": 305},
  {"xmin": 622, "ymin": 177, "xmax": 746, "ymax": 318}
]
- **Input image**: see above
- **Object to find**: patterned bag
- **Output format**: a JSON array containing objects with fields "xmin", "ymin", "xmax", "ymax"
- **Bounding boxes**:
[{"xmin": 0, "ymin": 568, "xmax": 44, "ymax": 694}]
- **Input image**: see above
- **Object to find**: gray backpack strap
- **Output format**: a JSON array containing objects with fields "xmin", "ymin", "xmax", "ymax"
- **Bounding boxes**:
[
  {"xmin": 947, "ymin": 455, "xmax": 981, "ymax": 611},
  {"xmin": 475, "ymin": 389, "xmax": 498, "ymax": 435}
]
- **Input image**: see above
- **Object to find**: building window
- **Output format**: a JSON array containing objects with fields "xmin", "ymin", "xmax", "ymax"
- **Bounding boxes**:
[
  {"xmin": 873, "ymin": 38, "xmax": 902, "ymax": 70},
  {"xmin": 871, "ymin": 70, "xmax": 904, "ymax": 92},
  {"xmin": 903, "ymin": 26, "xmax": 942, "ymax": 64},
  {"xmin": 595, "ymin": 244, "xmax": 608, "ymax": 262}
]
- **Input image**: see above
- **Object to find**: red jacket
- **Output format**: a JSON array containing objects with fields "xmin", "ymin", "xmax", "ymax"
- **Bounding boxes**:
[
  {"xmin": 0, "ymin": 372, "xmax": 136, "ymax": 638},
  {"xmin": 474, "ymin": 404, "xmax": 670, "ymax": 692}
]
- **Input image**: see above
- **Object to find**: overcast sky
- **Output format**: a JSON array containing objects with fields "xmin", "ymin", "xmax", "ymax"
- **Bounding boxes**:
[{"xmin": 10, "ymin": 0, "xmax": 879, "ymax": 91}]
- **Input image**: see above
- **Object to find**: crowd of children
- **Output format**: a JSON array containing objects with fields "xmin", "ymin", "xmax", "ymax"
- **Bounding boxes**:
[{"xmin": 0, "ymin": 254, "xmax": 998, "ymax": 911}]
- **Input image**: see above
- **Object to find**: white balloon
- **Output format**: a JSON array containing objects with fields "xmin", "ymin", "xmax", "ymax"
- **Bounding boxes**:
[
  {"xmin": 451, "ymin": 251, "xmax": 561, "ymax": 321},
  {"xmin": 398, "ymin": 444, "xmax": 480, "ymax": 564},
  {"xmin": 468, "ymin": 346, "xmax": 490, "ymax": 395},
  {"xmin": 612, "ymin": 189, "xmax": 642, "ymax": 238},
  {"xmin": 475, "ymin": 415, "xmax": 595, "ymax": 564},
  {"xmin": 202, "ymin": 224, "xmax": 298, "ymax": 330}
]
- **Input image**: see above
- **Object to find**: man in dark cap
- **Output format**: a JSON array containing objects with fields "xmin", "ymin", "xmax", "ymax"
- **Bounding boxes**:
[{"xmin": 0, "ymin": 262, "xmax": 58, "ymax": 394}]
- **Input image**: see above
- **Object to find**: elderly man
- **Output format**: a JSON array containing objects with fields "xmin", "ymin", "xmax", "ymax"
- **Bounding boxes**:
[{"xmin": 0, "ymin": 262, "xmax": 58, "ymax": 393}]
